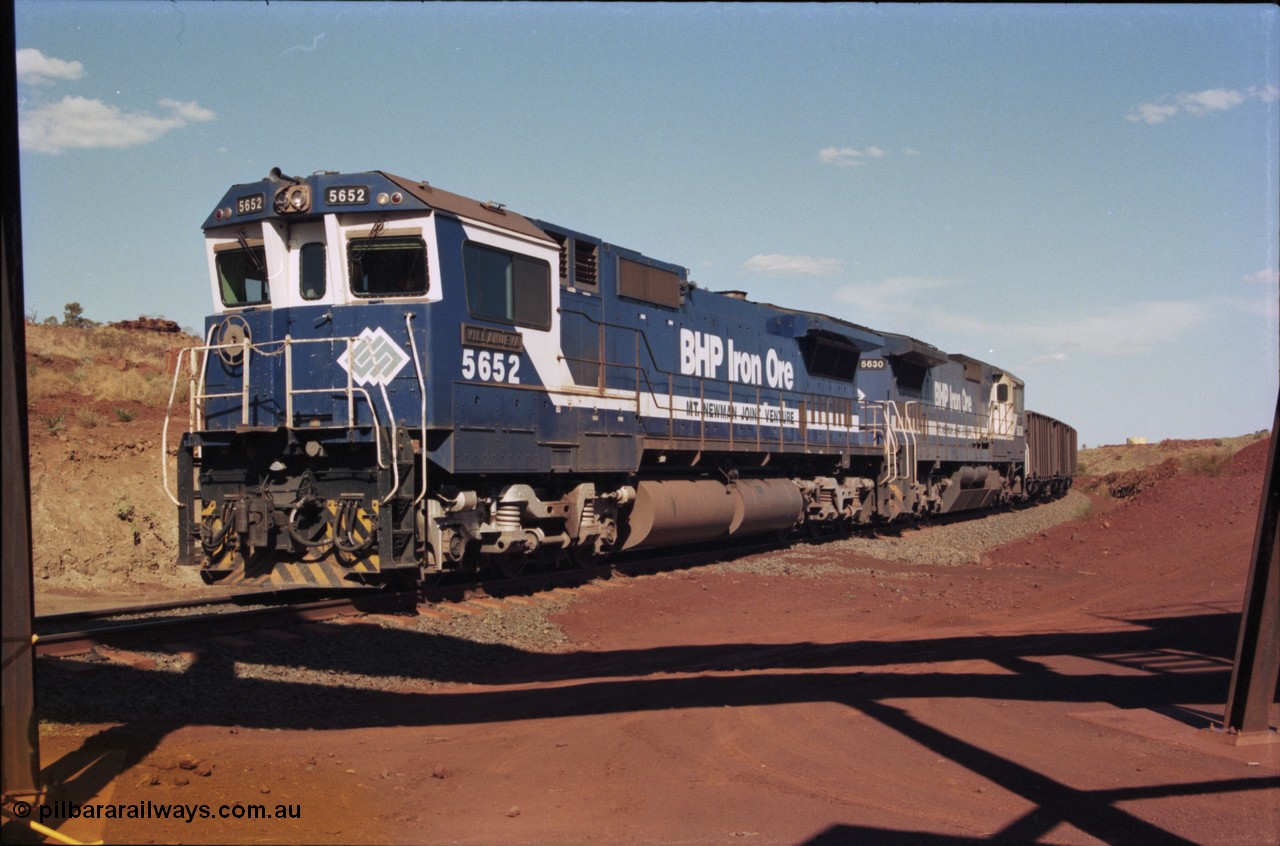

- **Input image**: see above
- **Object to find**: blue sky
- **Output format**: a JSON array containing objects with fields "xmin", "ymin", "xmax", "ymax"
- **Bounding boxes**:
[{"xmin": 14, "ymin": 2, "xmax": 1279, "ymax": 446}]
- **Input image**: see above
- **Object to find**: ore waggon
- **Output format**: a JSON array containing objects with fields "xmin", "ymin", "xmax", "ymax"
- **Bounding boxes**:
[{"xmin": 163, "ymin": 169, "xmax": 1076, "ymax": 587}]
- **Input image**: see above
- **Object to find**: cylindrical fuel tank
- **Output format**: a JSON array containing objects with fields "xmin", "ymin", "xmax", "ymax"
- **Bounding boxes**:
[
  {"xmin": 728, "ymin": 478, "xmax": 803, "ymax": 537},
  {"xmin": 958, "ymin": 466, "xmax": 997, "ymax": 488},
  {"xmin": 622, "ymin": 480, "xmax": 737, "ymax": 550}
]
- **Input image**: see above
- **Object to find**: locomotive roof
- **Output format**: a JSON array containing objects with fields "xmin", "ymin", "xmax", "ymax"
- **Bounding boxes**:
[
  {"xmin": 203, "ymin": 169, "xmax": 555, "ymax": 246},
  {"xmin": 947, "ymin": 351, "xmax": 1024, "ymax": 386},
  {"xmin": 755, "ymin": 301, "xmax": 885, "ymax": 351},
  {"xmin": 202, "ymin": 169, "xmax": 1023, "ymax": 386},
  {"xmin": 378, "ymin": 172, "xmax": 555, "ymax": 245},
  {"xmin": 877, "ymin": 332, "xmax": 951, "ymax": 367}
]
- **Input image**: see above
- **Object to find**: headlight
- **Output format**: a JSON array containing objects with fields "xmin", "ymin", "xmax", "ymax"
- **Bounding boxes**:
[{"xmin": 274, "ymin": 185, "xmax": 312, "ymax": 214}]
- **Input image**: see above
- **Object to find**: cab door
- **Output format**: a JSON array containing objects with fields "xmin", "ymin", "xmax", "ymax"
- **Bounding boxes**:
[
  {"xmin": 283, "ymin": 220, "xmax": 338, "ymax": 426},
  {"xmin": 203, "ymin": 223, "xmax": 284, "ymax": 428},
  {"xmin": 990, "ymin": 376, "xmax": 1017, "ymax": 439}
]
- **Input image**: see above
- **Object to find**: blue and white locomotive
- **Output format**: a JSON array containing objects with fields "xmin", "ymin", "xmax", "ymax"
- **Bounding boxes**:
[{"xmin": 164, "ymin": 168, "xmax": 1076, "ymax": 587}]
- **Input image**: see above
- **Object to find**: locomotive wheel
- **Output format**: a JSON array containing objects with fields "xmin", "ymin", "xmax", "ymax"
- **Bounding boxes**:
[
  {"xmin": 564, "ymin": 545, "xmax": 596, "ymax": 570},
  {"xmin": 413, "ymin": 547, "xmax": 447, "ymax": 587},
  {"xmin": 487, "ymin": 553, "xmax": 527, "ymax": 579}
]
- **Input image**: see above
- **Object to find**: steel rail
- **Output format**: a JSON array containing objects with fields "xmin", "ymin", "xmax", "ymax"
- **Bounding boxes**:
[
  {"xmin": 32, "ymin": 535, "xmax": 793, "ymax": 658},
  {"xmin": 32, "ymin": 500, "xmax": 1048, "ymax": 659}
]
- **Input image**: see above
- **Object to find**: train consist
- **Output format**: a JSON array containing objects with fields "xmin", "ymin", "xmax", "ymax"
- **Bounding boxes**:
[{"xmin": 164, "ymin": 169, "xmax": 1076, "ymax": 587}]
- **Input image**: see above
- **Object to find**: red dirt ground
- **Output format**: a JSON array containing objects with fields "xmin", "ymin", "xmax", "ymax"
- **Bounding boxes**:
[{"xmin": 16, "ymin": 438, "xmax": 1280, "ymax": 845}]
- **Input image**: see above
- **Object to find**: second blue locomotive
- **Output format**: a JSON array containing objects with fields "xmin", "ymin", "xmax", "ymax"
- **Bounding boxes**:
[{"xmin": 165, "ymin": 168, "xmax": 1076, "ymax": 587}]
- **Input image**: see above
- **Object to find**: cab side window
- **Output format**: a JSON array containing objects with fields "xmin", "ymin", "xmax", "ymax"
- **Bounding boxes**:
[
  {"xmin": 300, "ymin": 242, "xmax": 327, "ymax": 300},
  {"xmin": 463, "ymin": 242, "xmax": 551, "ymax": 329}
]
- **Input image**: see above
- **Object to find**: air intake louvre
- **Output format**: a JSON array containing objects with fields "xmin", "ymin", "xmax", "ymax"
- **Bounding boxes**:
[{"xmin": 574, "ymin": 240, "xmax": 598, "ymax": 287}]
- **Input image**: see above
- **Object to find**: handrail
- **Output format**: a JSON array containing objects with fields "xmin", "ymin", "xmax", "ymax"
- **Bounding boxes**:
[
  {"xmin": 161, "ymin": 333, "xmax": 397, "ymax": 508},
  {"xmin": 161, "ymin": 323, "xmax": 219, "ymax": 506},
  {"xmin": 405, "ymin": 312, "xmax": 428, "ymax": 507},
  {"xmin": 160, "ymin": 346, "xmax": 190, "ymax": 506},
  {"xmin": 881, "ymin": 401, "xmax": 901, "ymax": 486},
  {"xmin": 562, "ymin": 309, "xmax": 1009, "ymax": 465},
  {"xmin": 560, "ymin": 310, "xmax": 895, "ymax": 455},
  {"xmin": 903, "ymin": 400, "xmax": 919, "ymax": 484}
]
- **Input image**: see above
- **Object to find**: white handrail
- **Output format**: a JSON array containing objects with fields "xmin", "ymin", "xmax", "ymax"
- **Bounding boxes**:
[
  {"xmin": 162, "ymin": 332, "xmax": 400, "ymax": 507},
  {"xmin": 375, "ymin": 374, "xmax": 399, "ymax": 505},
  {"xmin": 881, "ymin": 401, "xmax": 900, "ymax": 486},
  {"xmin": 160, "ymin": 346, "xmax": 189, "ymax": 507},
  {"xmin": 405, "ymin": 312, "xmax": 428, "ymax": 507},
  {"xmin": 902, "ymin": 400, "xmax": 918, "ymax": 485}
]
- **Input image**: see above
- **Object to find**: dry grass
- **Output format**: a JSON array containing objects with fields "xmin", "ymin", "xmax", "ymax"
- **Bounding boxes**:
[
  {"xmin": 1077, "ymin": 432, "xmax": 1268, "ymax": 478},
  {"xmin": 1180, "ymin": 448, "xmax": 1235, "ymax": 477},
  {"xmin": 24, "ymin": 323, "xmax": 199, "ymax": 414},
  {"xmin": 26, "ymin": 323, "xmax": 183, "ymax": 361}
]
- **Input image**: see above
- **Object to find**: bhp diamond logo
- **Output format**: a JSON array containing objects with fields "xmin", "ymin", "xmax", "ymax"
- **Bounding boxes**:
[{"xmin": 336, "ymin": 327, "xmax": 411, "ymax": 387}]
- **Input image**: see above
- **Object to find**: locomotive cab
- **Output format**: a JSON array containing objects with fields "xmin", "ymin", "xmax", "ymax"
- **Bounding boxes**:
[{"xmin": 171, "ymin": 172, "xmax": 451, "ymax": 585}]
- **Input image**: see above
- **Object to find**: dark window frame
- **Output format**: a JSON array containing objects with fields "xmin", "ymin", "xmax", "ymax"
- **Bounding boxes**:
[
  {"xmin": 300, "ymin": 242, "xmax": 327, "ymax": 301},
  {"xmin": 214, "ymin": 242, "xmax": 271, "ymax": 308},
  {"xmin": 347, "ymin": 234, "xmax": 430, "ymax": 298},
  {"xmin": 462, "ymin": 241, "xmax": 552, "ymax": 330}
]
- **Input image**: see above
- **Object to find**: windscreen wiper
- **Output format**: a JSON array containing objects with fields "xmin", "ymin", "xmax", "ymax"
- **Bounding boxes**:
[
  {"xmin": 234, "ymin": 229, "xmax": 266, "ymax": 277},
  {"xmin": 349, "ymin": 217, "xmax": 387, "ymax": 266}
]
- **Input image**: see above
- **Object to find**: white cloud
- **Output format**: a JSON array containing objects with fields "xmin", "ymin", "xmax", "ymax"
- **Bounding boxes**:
[
  {"xmin": 1244, "ymin": 268, "xmax": 1279, "ymax": 286},
  {"xmin": 1126, "ymin": 85, "xmax": 1274, "ymax": 125},
  {"xmin": 15, "ymin": 48, "xmax": 84, "ymax": 86},
  {"xmin": 1125, "ymin": 103, "xmax": 1179, "ymax": 125},
  {"xmin": 835, "ymin": 276, "xmax": 952, "ymax": 321},
  {"xmin": 741, "ymin": 254, "xmax": 842, "ymax": 276},
  {"xmin": 158, "ymin": 99, "xmax": 216, "ymax": 122},
  {"xmin": 19, "ymin": 96, "xmax": 216, "ymax": 154},
  {"xmin": 818, "ymin": 146, "xmax": 886, "ymax": 167},
  {"xmin": 836, "ymin": 274, "xmax": 1207, "ymax": 357},
  {"xmin": 1024, "ymin": 352, "xmax": 1069, "ymax": 368},
  {"xmin": 1177, "ymin": 88, "xmax": 1245, "ymax": 115},
  {"xmin": 1250, "ymin": 84, "xmax": 1280, "ymax": 103},
  {"xmin": 1037, "ymin": 301, "xmax": 1205, "ymax": 355}
]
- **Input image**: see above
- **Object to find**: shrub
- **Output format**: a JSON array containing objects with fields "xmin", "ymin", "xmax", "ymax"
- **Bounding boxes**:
[
  {"xmin": 75, "ymin": 408, "xmax": 103, "ymax": 429},
  {"xmin": 41, "ymin": 410, "xmax": 66, "ymax": 435},
  {"xmin": 1182, "ymin": 449, "xmax": 1231, "ymax": 477}
]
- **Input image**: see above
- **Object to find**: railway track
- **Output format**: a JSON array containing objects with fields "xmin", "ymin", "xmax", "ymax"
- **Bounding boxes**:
[
  {"xmin": 32, "ymin": 534, "xmax": 790, "ymax": 659},
  {"xmin": 32, "ymin": 498, "xmax": 1057, "ymax": 659}
]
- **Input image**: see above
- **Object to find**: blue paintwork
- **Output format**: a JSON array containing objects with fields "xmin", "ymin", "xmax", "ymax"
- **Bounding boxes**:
[
  {"xmin": 202, "ymin": 171, "xmax": 431, "ymax": 230},
  {"xmin": 196, "ymin": 170, "xmax": 1030, "ymax": 481}
]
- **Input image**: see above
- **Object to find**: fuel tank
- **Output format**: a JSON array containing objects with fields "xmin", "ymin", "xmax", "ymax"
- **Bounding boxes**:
[{"xmin": 622, "ymin": 477, "xmax": 802, "ymax": 550}]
